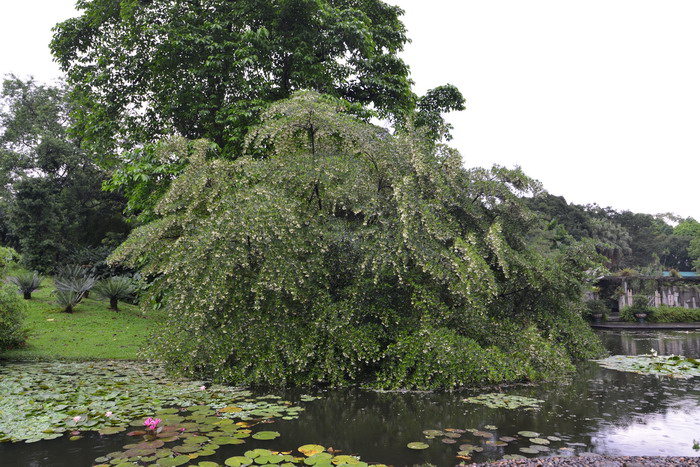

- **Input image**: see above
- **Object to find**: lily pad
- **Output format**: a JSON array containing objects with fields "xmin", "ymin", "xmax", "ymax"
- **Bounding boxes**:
[
  {"xmin": 213, "ymin": 436, "xmax": 246, "ymax": 445},
  {"xmin": 252, "ymin": 431, "xmax": 280, "ymax": 440},
  {"xmin": 595, "ymin": 354, "xmax": 700, "ymax": 378},
  {"xmin": 331, "ymin": 455, "xmax": 361, "ymax": 465},
  {"xmin": 99, "ymin": 426, "xmax": 126, "ymax": 435},
  {"xmin": 156, "ymin": 456, "xmax": 191, "ymax": 467},
  {"xmin": 407, "ymin": 442, "xmax": 429, "ymax": 450},
  {"xmin": 305, "ymin": 453, "xmax": 333, "ymax": 465},
  {"xmin": 530, "ymin": 438, "xmax": 550, "ymax": 445},
  {"xmin": 517, "ymin": 431, "xmax": 539, "ymax": 438},
  {"xmin": 422, "ymin": 429, "xmax": 443, "ymax": 437},
  {"xmin": 299, "ymin": 445, "xmax": 326, "ymax": 457},
  {"xmin": 463, "ymin": 393, "xmax": 544, "ymax": 410},
  {"xmin": 519, "ymin": 447, "xmax": 539, "ymax": 454}
]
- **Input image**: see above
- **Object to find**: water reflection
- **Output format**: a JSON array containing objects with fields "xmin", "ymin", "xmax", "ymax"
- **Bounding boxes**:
[
  {"xmin": 2, "ymin": 331, "xmax": 700, "ymax": 466},
  {"xmin": 600, "ymin": 330, "xmax": 700, "ymax": 357}
]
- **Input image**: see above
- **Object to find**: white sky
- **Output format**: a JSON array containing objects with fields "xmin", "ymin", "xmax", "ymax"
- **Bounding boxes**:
[{"xmin": 1, "ymin": 0, "xmax": 698, "ymax": 220}]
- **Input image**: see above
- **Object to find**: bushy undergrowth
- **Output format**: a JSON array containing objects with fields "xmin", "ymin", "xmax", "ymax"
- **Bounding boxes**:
[
  {"xmin": 621, "ymin": 304, "xmax": 700, "ymax": 323},
  {"xmin": 112, "ymin": 92, "xmax": 605, "ymax": 389},
  {"xmin": 0, "ymin": 283, "xmax": 27, "ymax": 349}
]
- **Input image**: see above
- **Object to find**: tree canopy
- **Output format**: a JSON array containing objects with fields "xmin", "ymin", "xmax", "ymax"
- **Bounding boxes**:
[
  {"xmin": 111, "ymin": 92, "xmax": 603, "ymax": 388},
  {"xmin": 51, "ymin": 0, "xmax": 417, "ymax": 160},
  {"xmin": 526, "ymin": 193, "xmax": 695, "ymax": 272}
]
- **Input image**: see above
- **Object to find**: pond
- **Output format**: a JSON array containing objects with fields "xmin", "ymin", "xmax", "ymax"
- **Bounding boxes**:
[{"xmin": 1, "ymin": 330, "xmax": 700, "ymax": 467}]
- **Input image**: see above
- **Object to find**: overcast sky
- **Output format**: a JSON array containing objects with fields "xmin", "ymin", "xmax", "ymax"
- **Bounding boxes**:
[{"xmin": 1, "ymin": 0, "xmax": 698, "ymax": 220}]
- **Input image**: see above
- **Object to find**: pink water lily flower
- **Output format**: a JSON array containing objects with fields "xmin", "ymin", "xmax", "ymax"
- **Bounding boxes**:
[
  {"xmin": 105, "ymin": 411, "xmax": 113, "ymax": 417},
  {"xmin": 143, "ymin": 417, "xmax": 161, "ymax": 431},
  {"xmin": 199, "ymin": 385, "xmax": 206, "ymax": 390},
  {"xmin": 72, "ymin": 416, "xmax": 81, "ymax": 422}
]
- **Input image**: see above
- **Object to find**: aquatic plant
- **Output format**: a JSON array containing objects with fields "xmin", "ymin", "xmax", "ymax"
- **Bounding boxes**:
[
  {"xmin": 0, "ymin": 361, "xmax": 310, "ymax": 443},
  {"xmin": 462, "ymin": 393, "xmax": 544, "ymax": 410},
  {"xmin": 595, "ymin": 354, "xmax": 700, "ymax": 378}
]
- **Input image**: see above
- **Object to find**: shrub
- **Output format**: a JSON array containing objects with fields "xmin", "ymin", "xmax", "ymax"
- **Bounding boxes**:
[
  {"xmin": 53, "ymin": 289, "xmax": 84, "ymax": 313},
  {"xmin": 0, "ymin": 246, "xmax": 19, "ymax": 274},
  {"xmin": 0, "ymin": 282, "xmax": 27, "ymax": 349},
  {"xmin": 93, "ymin": 276, "xmax": 137, "ymax": 311},
  {"xmin": 637, "ymin": 305, "xmax": 700, "ymax": 323},
  {"xmin": 584, "ymin": 299, "xmax": 609, "ymax": 320},
  {"xmin": 8, "ymin": 272, "xmax": 43, "ymax": 299},
  {"xmin": 620, "ymin": 300, "xmax": 654, "ymax": 322},
  {"xmin": 54, "ymin": 270, "xmax": 96, "ymax": 298}
]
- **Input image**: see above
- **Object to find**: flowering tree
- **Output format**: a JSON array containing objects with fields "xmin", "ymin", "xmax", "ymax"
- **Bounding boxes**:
[{"xmin": 112, "ymin": 92, "xmax": 602, "ymax": 388}]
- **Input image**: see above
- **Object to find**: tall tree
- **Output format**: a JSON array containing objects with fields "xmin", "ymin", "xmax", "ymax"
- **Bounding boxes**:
[
  {"xmin": 0, "ymin": 76, "xmax": 129, "ymax": 271},
  {"xmin": 51, "ymin": 0, "xmax": 418, "ymax": 161}
]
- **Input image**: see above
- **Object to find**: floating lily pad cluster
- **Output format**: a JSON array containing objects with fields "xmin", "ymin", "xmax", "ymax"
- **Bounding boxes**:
[
  {"xmin": 595, "ymin": 354, "xmax": 700, "ymax": 378},
  {"xmin": 462, "ymin": 393, "xmax": 544, "ymax": 410},
  {"xmin": 407, "ymin": 425, "xmax": 587, "ymax": 463},
  {"xmin": 0, "ymin": 361, "xmax": 307, "ymax": 443},
  {"xmin": 97, "ymin": 439, "xmax": 376, "ymax": 467}
]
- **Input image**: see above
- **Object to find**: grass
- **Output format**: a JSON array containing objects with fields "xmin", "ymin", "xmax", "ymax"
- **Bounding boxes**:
[{"xmin": 1, "ymin": 273, "xmax": 164, "ymax": 361}]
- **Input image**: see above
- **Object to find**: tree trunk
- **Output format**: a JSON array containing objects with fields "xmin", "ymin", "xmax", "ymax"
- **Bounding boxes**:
[
  {"xmin": 64, "ymin": 304, "xmax": 73, "ymax": 313},
  {"xmin": 23, "ymin": 292, "xmax": 31, "ymax": 300},
  {"xmin": 110, "ymin": 297, "xmax": 119, "ymax": 311}
]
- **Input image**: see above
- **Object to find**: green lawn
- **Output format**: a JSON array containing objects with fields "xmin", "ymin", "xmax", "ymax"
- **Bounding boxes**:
[{"xmin": 1, "ymin": 277, "xmax": 164, "ymax": 360}]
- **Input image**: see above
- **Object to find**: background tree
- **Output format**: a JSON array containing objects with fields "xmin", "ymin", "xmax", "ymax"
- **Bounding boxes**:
[
  {"xmin": 0, "ymin": 76, "xmax": 129, "ymax": 271},
  {"xmin": 111, "ymin": 92, "xmax": 603, "ymax": 388},
  {"xmin": 675, "ymin": 218, "xmax": 700, "ymax": 271},
  {"xmin": 526, "ymin": 192, "xmax": 692, "ymax": 272}
]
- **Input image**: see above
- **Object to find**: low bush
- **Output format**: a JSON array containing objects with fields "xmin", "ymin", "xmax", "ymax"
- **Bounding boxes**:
[
  {"xmin": 620, "ymin": 301, "xmax": 653, "ymax": 322},
  {"xmin": 0, "ymin": 246, "xmax": 20, "ymax": 273},
  {"xmin": 649, "ymin": 306, "xmax": 700, "ymax": 323},
  {"xmin": 0, "ymin": 282, "xmax": 28, "ymax": 349},
  {"xmin": 93, "ymin": 276, "xmax": 137, "ymax": 311},
  {"xmin": 8, "ymin": 272, "xmax": 43, "ymax": 299},
  {"xmin": 621, "ymin": 303, "xmax": 700, "ymax": 323},
  {"xmin": 584, "ymin": 299, "xmax": 609, "ymax": 321}
]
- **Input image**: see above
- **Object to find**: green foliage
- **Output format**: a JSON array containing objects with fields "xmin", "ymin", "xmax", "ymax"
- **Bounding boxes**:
[
  {"xmin": 584, "ymin": 299, "xmax": 609, "ymax": 319},
  {"xmin": 51, "ymin": 0, "xmax": 415, "ymax": 160},
  {"xmin": 111, "ymin": 92, "xmax": 603, "ymax": 389},
  {"xmin": 0, "ymin": 245, "xmax": 19, "ymax": 273},
  {"xmin": 53, "ymin": 266, "xmax": 96, "ymax": 312},
  {"xmin": 526, "ymin": 194, "xmax": 693, "ymax": 271},
  {"xmin": 620, "ymin": 300, "xmax": 654, "ymax": 322},
  {"xmin": 619, "ymin": 305, "xmax": 700, "ymax": 323},
  {"xmin": 93, "ymin": 276, "xmax": 137, "ymax": 311},
  {"xmin": 675, "ymin": 218, "xmax": 700, "ymax": 271},
  {"xmin": 0, "ymin": 77, "xmax": 129, "ymax": 272},
  {"xmin": 52, "ymin": 289, "xmax": 84, "ymax": 314},
  {"xmin": 7, "ymin": 271, "xmax": 43, "ymax": 299},
  {"xmin": 0, "ymin": 282, "xmax": 27, "ymax": 349}
]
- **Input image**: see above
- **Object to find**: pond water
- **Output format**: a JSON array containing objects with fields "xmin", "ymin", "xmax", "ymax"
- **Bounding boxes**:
[{"xmin": 2, "ymin": 330, "xmax": 700, "ymax": 467}]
